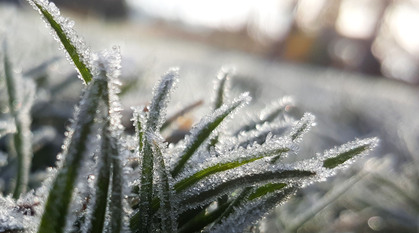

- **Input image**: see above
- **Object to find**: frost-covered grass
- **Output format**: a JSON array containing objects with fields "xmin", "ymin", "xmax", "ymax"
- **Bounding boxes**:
[{"xmin": 0, "ymin": 0, "xmax": 380, "ymax": 232}]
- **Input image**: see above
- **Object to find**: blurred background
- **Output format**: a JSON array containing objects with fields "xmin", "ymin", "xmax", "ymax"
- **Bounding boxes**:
[
  {"xmin": 1, "ymin": 0, "xmax": 419, "ymax": 232},
  {"xmin": 4, "ymin": 0, "xmax": 419, "ymax": 83}
]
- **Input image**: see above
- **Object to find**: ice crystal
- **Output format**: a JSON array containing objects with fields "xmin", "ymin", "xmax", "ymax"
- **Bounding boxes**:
[{"xmin": 26, "ymin": 0, "xmax": 93, "ymax": 84}]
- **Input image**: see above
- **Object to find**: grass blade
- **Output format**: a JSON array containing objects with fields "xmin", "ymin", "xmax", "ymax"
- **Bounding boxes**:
[
  {"xmin": 27, "ymin": 0, "xmax": 92, "ymax": 84},
  {"xmin": 37, "ymin": 77, "xmax": 104, "ymax": 233},
  {"xmin": 147, "ymin": 68, "xmax": 178, "ymax": 132},
  {"xmin": 3, "ymin": 47, "xmax": 33, "ymax": 199},
  {"xmin": 171, "ymin": 93, "xmax": 251, "ymax": 178},
  {"xmin": 149, "ymin": 133, "xmax": 176, "ymax": 232},
  {"xmin": 180, "ymin": 170, "xmax": 314, "ymax": 209},
  {"xmin": 212, "ymin": 68, "xmax": 232, "ymax": 110},
  {"xmin": 322, "ymin": 138, "xmax": 379, "ymax": 169},
  {"xmin": 87, "ymin": 124, "xmax": 112, "ymax": 233},
  {"xmin": 174, "ymin": 143, "xmax": 290, "ymax": 192}
]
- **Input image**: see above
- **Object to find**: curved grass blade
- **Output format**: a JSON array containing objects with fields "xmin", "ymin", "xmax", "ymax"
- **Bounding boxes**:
[
  {"xmin": 136, "ymin": 134, "xmax": 154, "ymax": 232},
  {"xmin": 149, "ymin": 133, "xmax": 176, "ymax": 233},
  {"xmin": 147, "ymin": 68, "xmax": 178, "ymax": 132},
  {"xmin": 322, "ymin": 138, "xmax": 378, "ymax": 169},
  {"xmin": 171, "ymin": 93, "xmax": 251, "ymax": 178},
  {"xmin": 3, "ymin": 47, "xmax": 33, "ymax": 199},
  {"xmin": 86, "ymin": 125, "xmax": 112, "ymax": 233},
  {"xmin": 248, "ymin": 183, "xmax": 287, "ymax": 200},
  {"xmin": 212, "ymin": 68, "xmax": 232, "ymax": 110},
  {"xmin": 180, "ymin": 169, "xmax": 314, "ymax": 208},
  {"xmin": 27, "ymin": 0, "xmax": 92, "ymax": 84},
  {"xmin": 107, "ymin": 134, "xmax": 123, "ymax": 233},
  {"xmin": 37, "ymin": 77, "xmax": 104, "ymax": 233},
  {"xmin": 290, "ymin": 113, "xmax": 315, "ymax": 142},
  {"xmin": 174, "ymin": 144, "xmax": 291, "ymax": 192}
]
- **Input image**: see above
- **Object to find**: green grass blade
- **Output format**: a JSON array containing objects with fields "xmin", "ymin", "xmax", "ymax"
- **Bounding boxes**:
[
  {"xmin": 147, "ymin": 68, "xmax": 178, "ymax": 132},
  {"xmin": 27, "ymin": 0, "xmax": 92, "ymax": 84},
  {"xmin": 175, "ymin": 146, "xmax": 290, "ymax": 192},
  {"xmin": 108, "ymin": 136, "xmax": 123, "ymax": 233},
  {"xmin": 3, "ymin": 48, "xmax": 33, "ymax": 199},
  {"xmin": 149, "ymin": 133, "xmax": 176, "ymax": 232},
  {"xmin": 248, "ymin": 183, "xmax": 287, "ymax": 200},
  {"xmin": 87, "ymin": 125, "xmax": 112, "ymax": 233},
  {"xmin": 37, "ymin": 78, "xmax": 104, "ymax": 233},
  {"xmin": 212, "ymin": 68, "xmax": 232, "ymax": 110},
  {"xmin": 290, "ymin": 113, "xmax": 315, "ymax": 142},
  {"xmin": 136, "ymin": 140, "xmax": 154, "ymax": 232},
  {"xmin": 322, "ymin": 138, "xmax": 378, "ymax": 169},
  {"xmin": 171, "ymin": 93, "xmax": 251, "ymax": 178},
  {"xmin": 180, "ymin": 170, "xmax": 314, "ymax": 208}
]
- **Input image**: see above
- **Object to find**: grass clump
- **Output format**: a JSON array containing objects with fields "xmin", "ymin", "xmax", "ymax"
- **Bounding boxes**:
[{"xmin": 0, "ymin": 0, "xmax": 378, "ymax": 232}]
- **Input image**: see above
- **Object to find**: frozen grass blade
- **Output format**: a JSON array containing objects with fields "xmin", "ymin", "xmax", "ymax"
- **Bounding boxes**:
[
  {"xmin": 248, "ymin": 183, "xmax": 287, "ymax": 200},
  {"xmin": 212, "ymin": 68, "xmax": 232, "ymax": 110},
  {"xmin": 174, "ymin": 144, "xmax": 291, "ymax": 192},
  {"xmin": 87, "ymin": 124, "xmax": 112, "ymax": 233},
  {"xmin": 147, "ymin": 68, "xmax": 178, "ymax": 132},
  {"xmin": 133, "ymin": 70, "xmax": 178, "ymax": 232},
  {"xmin": 171, "ymin": 93, "xmax": 251, "ymax": 178},
  {"xmin": 37, "ymin": 77, "xmax": 104, "ymax": 233},
  {"xmin": 26, "ymin": 0, "xmax": 92, "ymax": 84},
  {"xmin": 322, "ymin": 138, "xmax": 379, "ymax": 169},
  {"xmin": 180, "ymin": 169, "xmax": 314, "ymax": 208},
  {"xmin": 108, "ymin": 142, "xmax": 123, "ymax": 233},
  {"xmin": 290, "ymin": 113, "xmax": 315, "ymax": 142},
  {"xmin": 2, "ymin": 47, "xmax": 33, "ymax": 199},
  {"xmin": 149, "ymin": 133, "xmax": 177, "ymax": 233}
]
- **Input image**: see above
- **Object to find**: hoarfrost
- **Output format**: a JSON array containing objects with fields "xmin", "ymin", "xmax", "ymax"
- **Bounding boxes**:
[
  {"xmin": 148, "ymin": 68, "xmax": 179, "ymax": 132},
  {"xmin": 26, "ymin": 0, "xmax": 93, "ymax": 84},
  {"xmin": 212, "ymin": 67, "xmax": 234, "ymax": 110},
  {"xmin": 171, "ymin": 92, "xmax": 251, "ymax": 177}
]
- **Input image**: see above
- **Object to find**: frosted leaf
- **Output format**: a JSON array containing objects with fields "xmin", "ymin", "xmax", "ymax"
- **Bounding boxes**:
[
  {"xmin": 171, "ymin": 92, "xmax": 251, "ymax": 178},
  {"xmin": 176, "ymin": 159, "xmax": 314, "ymax": 210},
  {"xmin": 0, "ymin": 118, "xmax": 16, "ymax": 138},
  {"xmin": 212, "ymin": 67, "xmax": 234, "ymax": 110},
  {"xmin": 147, "ymin": 68, "xmax": 179, "ymax": 132},
  {"xmin": 289, "ymin": 113, "xmax": 315, "ymax": 143},
  {"xmin": 37, "ymin": 73, "xmax": 104, "ymax": 233},
  {"xmin": 174, "ymin": 136, "xmax": 294, "ymax": 193},
  {"xmin": 321, "ymin": 137, "xmax": 379, "ymax": 169},
  {"xmin": 148, "ymin": 132, "xmax": 177, "ymax": 232},
  {"xmin": 26, "ymin": 0, "xmax": 93, "ymax": 84}
]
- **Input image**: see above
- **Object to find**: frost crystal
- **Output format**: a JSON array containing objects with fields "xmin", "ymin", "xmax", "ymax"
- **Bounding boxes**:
[{"xmin": 26, "ymin": 0, "xmax": 93, "ymax": 84}]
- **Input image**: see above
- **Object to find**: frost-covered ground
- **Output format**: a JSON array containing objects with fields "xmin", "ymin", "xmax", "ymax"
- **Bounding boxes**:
[{"xmin": 2, "ymin": 4, "xmax": 419, "ymax": 232}]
